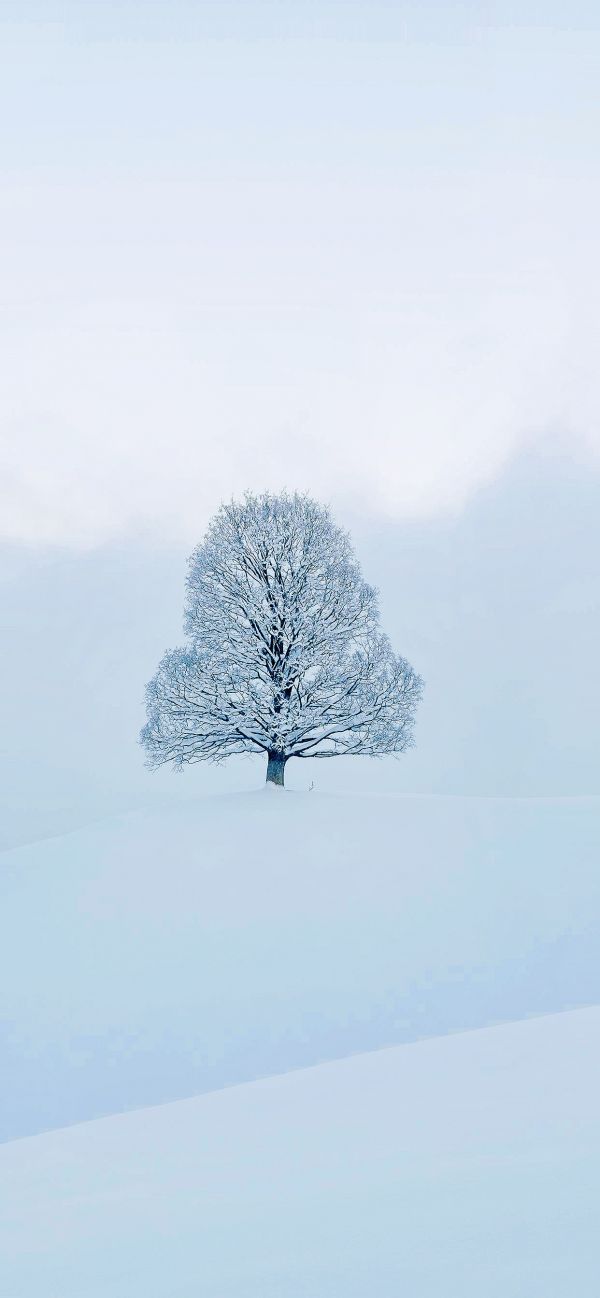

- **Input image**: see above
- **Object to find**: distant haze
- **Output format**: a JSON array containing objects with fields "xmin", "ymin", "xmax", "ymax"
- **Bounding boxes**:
[{"xmin": 0, "ymin": 447, "xmax": 598, "ymax": 848}]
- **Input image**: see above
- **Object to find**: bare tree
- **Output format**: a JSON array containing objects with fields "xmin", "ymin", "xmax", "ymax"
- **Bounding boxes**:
[{"xmin": 141, "ymin": 492, "xmax": 423, "ymax": 787}]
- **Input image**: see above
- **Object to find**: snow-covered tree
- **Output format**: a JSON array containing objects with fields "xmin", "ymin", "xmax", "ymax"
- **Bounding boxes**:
[{"xmin": 141, "ymin": 492, "xmax": 423, "ymax": 787}]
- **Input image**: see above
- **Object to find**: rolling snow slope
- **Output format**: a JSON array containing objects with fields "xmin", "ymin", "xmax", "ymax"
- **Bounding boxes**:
[
  {"xmin": 1, "ymin": 791, "xmax": 599, "ymax": 1141},
  {"xmin": 1, "ymin": 1006, "xmax": 599, "ymax": 1297}
]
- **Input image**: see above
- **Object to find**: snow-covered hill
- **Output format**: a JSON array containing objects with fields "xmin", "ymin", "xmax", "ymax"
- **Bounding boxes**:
[
  {"xmin": 2, "ymin": 791, "xmax": 599, "ymax": 1141},
  {"xmin": 1, "ymin": 1006, "xmax": 599, "ymax": 1297}
]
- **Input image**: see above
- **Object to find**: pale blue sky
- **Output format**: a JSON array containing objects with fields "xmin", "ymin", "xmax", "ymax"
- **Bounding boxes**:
[{"xmin": 1, "ymin": 0, "xmax": 599, "ymax": 544}]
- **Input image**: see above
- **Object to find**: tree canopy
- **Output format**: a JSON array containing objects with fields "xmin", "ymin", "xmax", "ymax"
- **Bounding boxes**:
[{"xmin": 141, "ymin": 492, "xmax": 422, "ymax": 785}]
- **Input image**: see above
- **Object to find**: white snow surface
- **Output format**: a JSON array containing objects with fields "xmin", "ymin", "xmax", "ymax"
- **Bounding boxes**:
[
  {"xmin": 1, "ymin": 1006, "xmax": 599, "ymax": 1296},
  {"xmin": 1, "ymin": 790, "xmax": 599, "ymax": 1142}
]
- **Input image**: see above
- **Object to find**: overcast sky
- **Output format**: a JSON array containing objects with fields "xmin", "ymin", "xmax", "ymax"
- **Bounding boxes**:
[
  {"xmin": 1, "ymin": 3, "xmax": 599, "ymax": 827},
  {"xmin": 2, "ymin": 0, "xmax": 599, "ymax": 547}
]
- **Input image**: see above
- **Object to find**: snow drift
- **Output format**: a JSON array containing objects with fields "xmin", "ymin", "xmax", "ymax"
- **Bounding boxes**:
[
  {"xmin": 2, "ymin": 791, "xmax": 599, "ymax": 1141},
  {"xmin": 1, "ymin": 1006, "xmax": 599, "ymax": 1297}
]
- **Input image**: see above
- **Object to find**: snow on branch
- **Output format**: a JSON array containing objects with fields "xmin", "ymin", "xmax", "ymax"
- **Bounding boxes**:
[{"xmin": 141, "ymin": 492, "xmax": 423, "ymax": 784}]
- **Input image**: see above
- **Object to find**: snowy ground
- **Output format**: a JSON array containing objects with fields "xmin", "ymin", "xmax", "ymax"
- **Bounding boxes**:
[
  {"xmin": 2, "ymin": 790, "xmax": 599, "ymax": 1141},
  {"xmin": 1, "ymin": 1005, "xmax": 599, "ymax": 1297}
]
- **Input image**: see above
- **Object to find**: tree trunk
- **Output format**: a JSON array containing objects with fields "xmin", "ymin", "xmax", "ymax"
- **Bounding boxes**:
[{"xmin": 266, "ymin": 751, "xmax": 287, "ymax": 787}]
